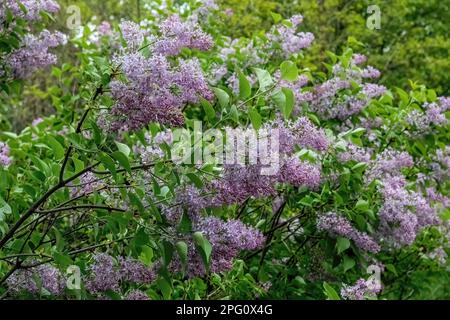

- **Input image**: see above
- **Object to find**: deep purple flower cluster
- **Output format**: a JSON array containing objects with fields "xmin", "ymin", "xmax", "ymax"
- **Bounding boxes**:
[
  {"xmin": 7, "ymin": 264, "xmax": 65, "ymax": 296},
  {"xmin": 0, "ymin": 141, "xmax": 12, "ymax": 166},
  {"xmin": 279, "ymin": 156, "xmax": 321, "ymax": 189},
  {"xmin": 317, "ymin": 212, "xmax": 380, "ymax": 253},
  {"xmin": 171, "ymin": 216, "xmax": 265, "ymax": 277},
  {"xmin": 7, "ymin": 29, "xmax": 67, "ymax": 79},
  {"xmin": 341, "ymin": 278, "xmax": 382, "ymax": 300}
]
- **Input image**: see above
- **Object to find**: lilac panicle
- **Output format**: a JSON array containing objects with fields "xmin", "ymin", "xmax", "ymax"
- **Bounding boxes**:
[{"xmin": 317, "ymin": 212, "xmax": 380, "ymax": 253}]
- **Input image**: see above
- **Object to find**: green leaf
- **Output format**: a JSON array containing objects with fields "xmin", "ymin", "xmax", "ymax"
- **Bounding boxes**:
[
  {"xmin": 323, "ymin": 282, "xmax": 340, "ymax": 300},
  {"xmin": 355, "ymin": 199, "xmax": 369, "ymax": 212},
  {"xmin": 201, "ymin": 98, "xmax": 216, "ymax": 122},
  {"xmin": 342, "ymin": 256, "xmax": 355, "ymax": 272},
  {"xmin": 46, "ymin": 136, "xmax": 65, "ymax": 160},
  {"xmin": 0, "ymin": 197, "xmax": 12, "ymax": 222},
  {"xmin": 336, "ymin": 237, "xmax": 351, "ymax": 254},
  {"xmin": 280, "ymin": 61, "xmax": 298, "ymax": 82},
  {"xmin": 112, "ymin": 151, "xmax": 131, "ymax": 173},
  {"xmin": 248, "ymin": 107, "xmax": 262, "ymax": 130},
  {"xmin": 175, "ymin": 241, "xmax": 188, "ymax": 267},
  {"xmin": 115, "ymin": 141, "xmax": 131, "ymax": 157},
  {"xmin": 212, "ymin": 87, "xmax": 230, "ymax": 108},
  {"xmin": 282, "ymin": 87, "xmax": 294, "ymax": 118},
  {"xmin": 139, "ymin": 245, "xmax": 153, "ymax": 266},
  {"xmin": 186, "ymin": 173, "xmax": 204, "ymax": 188},
  {"xmin": 193, "ymin": 231, "xmax": 212, "ymax": 270},
  {"xmin": 157, "ymin": 278, "xmax": 172, "ymax": 300},
  {"xmin": 252, "ymin": 68, "xmax": 273, "ymax": 91},
  {"xmin": 238, "ymin": 72, "xmax": 252, "ymax": 99},
  {"xmin": 271, "ymin": 12, "xmax": 282, "ymax": 23},
  {"xmin": 99, "ymin": 153, "xmax": 116, "ymax": 178}
]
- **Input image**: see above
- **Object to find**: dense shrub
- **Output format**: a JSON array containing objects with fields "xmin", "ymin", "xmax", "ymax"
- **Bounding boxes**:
[{"xmin": 0, "ymin": 0, "xmax": 448, "ymax": 300}]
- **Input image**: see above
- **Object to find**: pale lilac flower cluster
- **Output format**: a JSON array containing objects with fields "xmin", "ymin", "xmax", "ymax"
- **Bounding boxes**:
[
  {"xmin": 274, "ymin": 117, "xmax": 330, "ymax": 153},
  {"xmin": 7, "ymin": 29, "xmax": 67, "ymax": 79},
  {"xmin": 376, "ymin": 175, "xmax": 441, "ymax": 248},
  {"xmin": 70, "ymin": 172, "xmax": 103, "ymax": 197},
  {"xmin": 154, "ymin": 15, "xmax": 213, "ymax": 56},
  {"xmin": 125, "ymin": 290, "xmax": 150, "ymax": 300},
  {"xmin": 102, "ymin": 15, "xmax": 213, "ymax": 131},
  {"xmin": 365, "ymin": 148, "xmax": 413, "ymax": 184},
  {"xmin": 98, "ymin": 21, "xmax": 113, "ymax": 36},
  {"xmin": 406, "ymin": 98, "xmax": 450, "ymax": 134},
  {"xmin": 135, "ymin": 131, "xmax": 173, "ymax": 164},
  {"xmin": 429, "ymin": 147, "xmax": 450, "ymax": 183},
  {"xmin": 86, "ymin": 253, "xmax": 155, "ymax": 295},
  {"xmin": 427, "ymin": 247, "xmax": 448, "ymax": 266},
  {"xmin": 341, "ymin": 278, "xmax": 382, "ymax": 300},
  {"xmin": 279, "ymin": 156, "xmax": 321, "ymax": 189},
  {"xmin": 166, "ymin": 185, "xmax": 207, "ymax": 223},
  {"xmin": 317, "ymin": 212, "xmax": 380, "ymax": 253},
  {"xmin": 0, "ymin": 141, "xmax": 12, "ymax": 166},
  {"xmin": 266, "ymin": 15, "xmax": 314, "ymax": 57},
  {"xmin": 1, "ymin": 0, "xmax": 59, "ymax": 22},
  {"xmin": 309, "ymin": 57, "xmax": 385, "ymax": 120},
  {"xmin": 338, "ymin": 143, "xmax": 372, "ymax": 163},
  {"xmin": 7, "ymin": 264, "xmax": 65, "ymax": 296}
]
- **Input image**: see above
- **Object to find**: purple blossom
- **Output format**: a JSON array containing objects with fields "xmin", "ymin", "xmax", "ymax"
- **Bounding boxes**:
[
  {"xmin": 154, "ymin": 15, "xmax": 213, "ymax": 56},
  {"xmin": 125, "ymin": 290, "xmax": 150, "ymax": 300},
  {"xmin": 0, "ymin": 141, "xmax": 12, "ymax": 166},
  {"xmin": 103, "ymin": 52, "xmax": 212, "ymax": 131},
  {"xmin": 266, "ymin": 16, "xmax": 314, "ymax": 57},
  {"xmin": 361, "ymin": 66, "xmax": 381, "ymax": 79},
  {"xmin": 351, "ymin": 54, "xmax": 367, "ymax": 65},
  {"xmin": 2, "ymin": 0, "xmax": 60, "ymax": 21},
  {"xmin": 279, "ymin": 156, "xmax": 321, "ymax": 189},
  {"xmin": 362, "ymin": 83, "xmax": 386, "ymax": 98},
  {"xmin": 317, "ymin": 212, "xmax": 380, "ymax": 253},
  {"xmin": 338, "ymin": 143, "xmax": 372, "ymax": 163},
  {"xmin": 70, "ymin": 172, "xmax": 103, "ymax": 197},
  {"xmin": 172, "ymin": 217, "xmax": 264, "ymax": 277},
  {"xmin": 341, "ymin": 278, "xmax": 382, "ymax": 300},
  {"xmin": 7, "ymin": 264, "xmax": 65, "ymax": 297},
  {"xmin": 119, "ymin": 21, "xmax": 146, "ymax": 49},
  {"xmin": 86, "ymin": 254, "xmax": 121, "ymax": 294},
  {"xmin": 118, "ymin": 257, "xmax": 156, "ymax": 285},
  {"xmin": 98, "ymin": 21, "xmax": 112, "ymax": 36},
  {"xmin": 7, "ymin": 30, "xmax": 67, "ymax": 79}
]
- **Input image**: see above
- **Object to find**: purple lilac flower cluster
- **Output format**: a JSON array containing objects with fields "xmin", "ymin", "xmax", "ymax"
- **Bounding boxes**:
[
  {"xmin": 309, "ymin": 54, "xmax": 386, "ymax": 120},
  {"xmin": 266, "ymin": 15, "xmax": 315, "ymax": 58},
  {"xmin": 406, "ymin": 97, "xmax": 450, "ymax": 134},
  {"xmin": 7, "ymin": 264, "xmax": 66, "ymax": 296},
  {"xmin": 341, "ymin": 278, "xmax": 382, "ymax": 300},
  {"xmin": 170, "ymin": 216, "xmax": 265, "ymax": 277},
  {"xmin": 85, "ymin": 253, "xmax": 155, "ymax": 295},
  {"xmin": 101, "ymin": 16, "xmax": 213, "ymax": 132},
  {"xmin": 317, "ymin": 212, "xmax": 380, "ymax": 253},
  {"xmin": 154, "ymin": 14, "xmax": 213, "ymax": 56},
  {"xmin": 364, "ymin": 148, "xmax": 414, "ymax": 184},
  {"xmin": 337, "ymin": 142, "xmax": 372, "ymax": 163},
  {"xmin": 429, "ymin": 147, "xmax": 450, "ymax": 183},
  {"xmin": 7, "ymin": 30, "xmax": 67, "ymax": 79},
  {"xmin": 0, "ymin": 141, "xmax": 12, "ymax": 166},
  {"xmin": 1, "ymin": 0, "xmax": 59, "ymax": 22},
  {"xmin": 376, "ymin": 175, "xmax": 441, "ymax": 247},
  {"xmin": 70, "ymin": 172, "xmax": 103, "ymax": 197}
]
